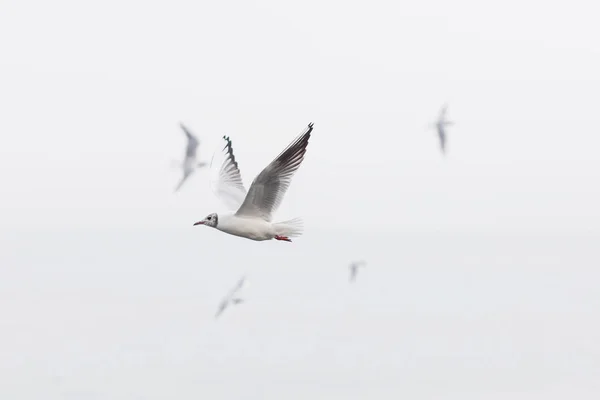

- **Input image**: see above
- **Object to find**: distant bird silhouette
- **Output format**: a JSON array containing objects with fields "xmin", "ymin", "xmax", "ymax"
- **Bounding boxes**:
[
  {"xmin": 173, "ymin": 123, "xmax": 207, "ymax": 192},
  {"xmin": 215, "ymin": 276, "xmax": 246, "ymax": 319},
  {"xmin": 432, "ymin": 104, "xmax": 454, "ymax": 155},
  {"xmin": 348, "ymin": 261, "xmax": 366, "ymax": 282}
]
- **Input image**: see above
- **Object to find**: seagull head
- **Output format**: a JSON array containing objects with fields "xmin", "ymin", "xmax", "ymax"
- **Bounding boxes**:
[{"xmin": 194, "ymin": 213, "xmax": 219, "ymax": 228}]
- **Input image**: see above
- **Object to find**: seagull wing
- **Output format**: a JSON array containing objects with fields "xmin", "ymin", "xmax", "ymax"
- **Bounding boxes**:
[
  {"xmin": 215, "ymin": 300, "xmax": 228, "ymax": 318},
  {"xmin": 228, "ymin": 276, "xmax": 245, "ymax": 297},
  {"xmin": 209, "ymin": 136, "xmax": 248, "ymax": 210},
  {"xmin": 174, "ymin": 169, "xmax": 194, "ymax": 192},
  {"xmin": 180, "ymin": 123, "xmax": 199, "ymax": 159},
  {"xmin": 235, "ymin": 123, "xmax": 313, "ymax": 221},
  {"xmin": 438, "ymin": 104, "xmax": 448, "ymax": 122},
  {"xmin": 349, "ymin": 266, "xmax": 357, "ymax": 281},
  {"xmin": 437, "ymin": 125, "xmax": 446, "ymax": 154}
]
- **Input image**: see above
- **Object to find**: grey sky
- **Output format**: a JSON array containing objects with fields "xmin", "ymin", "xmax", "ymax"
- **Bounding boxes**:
[{"xmin": 1, "ymin": 0, "xmax": 600, "ymax": 398}]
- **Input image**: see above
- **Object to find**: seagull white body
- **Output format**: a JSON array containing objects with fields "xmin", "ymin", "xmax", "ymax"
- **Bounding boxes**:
[
  {"xmin": 194, "ymin": 122, "xmax": 314, "ymax": 242},
  {"xmin": 174, "ymin": 123, "xmax": 207, "ymax": 192},
  {"xmin": 216, "ymin": 215, "xmax": 278, "ymax": 241},
  {"xmin": 432, "ymin": 104, "xmax": 454, "ymax": 155},
  {"xmin": 215, "ymin": 276, "xmax": 246, "ymax": 319}
]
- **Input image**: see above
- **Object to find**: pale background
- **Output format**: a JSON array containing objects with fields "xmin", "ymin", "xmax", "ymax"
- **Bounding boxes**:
[{"xmin": 1, "ymin": 0, "xmax": 600, "ymax": 399}]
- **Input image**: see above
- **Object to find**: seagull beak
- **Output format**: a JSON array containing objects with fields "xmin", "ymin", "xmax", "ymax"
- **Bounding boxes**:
[{"xmin": 193, "ymin": 221, "xmax": 205, "ymax": 226}]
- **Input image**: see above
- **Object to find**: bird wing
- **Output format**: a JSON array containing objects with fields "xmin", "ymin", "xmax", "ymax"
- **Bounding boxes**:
[
  {"xmin": 228, "ymin": 276, "xmax": 245, "ymax": 297},
  {"xmin": 215, "ymin": 300, "xmax": 228, "ymax": 318},
  {"xmin": 438, "ymin": 104, "xmax": 448, "ymax": 122},
  {"xmin": 437, "ymin": 126, "xmax": 446, "ymax": 153},
  {"xmin": 209, "ymin": 136, "xmax": 248, "ymax": 210},
  {"xmin": 180, "ymin": 123, "xmax": 199, "ymax": 158},
  {"xmin": 235, "ymin": 123, "xmax": 313, "ymax": 221},
  {"xmin": 174, "ymin": 169, "xmax": 194, "ymax": 192}
]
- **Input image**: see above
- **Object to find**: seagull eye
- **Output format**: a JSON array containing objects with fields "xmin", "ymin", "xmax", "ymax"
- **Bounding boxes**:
[{"xmin": 207, "ymin": 216, "xmax": 212, "ymax": 220}]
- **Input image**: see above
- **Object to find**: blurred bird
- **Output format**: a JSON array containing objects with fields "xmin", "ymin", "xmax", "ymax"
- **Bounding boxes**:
[
  {"xmin": 215, "ymin": 276, "xmax": 246, "ymax": 319},
  {"xmin": 348, "ymin": 260, "xmax": 366, "ymax": 282},
  {"xmin": 193, "ymin": 122, "xmax": 314, "ymax": 242},
  {"xmin": 431, "ymin": 104, "xmax": 454, "ymax": 155},
  {"xmin": 173, "ymin": 123, "xmax": 208, "ymax": 192}
]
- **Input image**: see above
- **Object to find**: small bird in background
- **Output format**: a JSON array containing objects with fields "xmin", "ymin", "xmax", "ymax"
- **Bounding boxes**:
[
  {"xmin": 173, "ymin": 122, "xmax": 208, "ymax": 192},
  {"xmin": 348, "ymin": 260, "xmax": 366, "ymax": 282},
  {"xmin": 432, "ymin": 103, "xmax": 454, "ymax": 155},
  {"xmin": 215, "ymin": 276, "xmax": 246, "ymax": 319}
]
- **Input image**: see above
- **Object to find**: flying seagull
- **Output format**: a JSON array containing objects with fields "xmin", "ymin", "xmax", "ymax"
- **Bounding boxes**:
[
  {"xmin": 432, "ymin": 104, "xmax": 454, "ymax": 155},
  {"xmin": 173, "ymin": 123, "xmax": 208, "ymax": 192},
  {"xmin": 193, "ymin": 122, "xmax": 314, "ymax": 242},
  {"xmin": 215, "ymin": 276, "xmax": 246, "ymax": 319},
  {"xmin": 348, "ymin": 260, "xmax": 366, "ymax": 282}
]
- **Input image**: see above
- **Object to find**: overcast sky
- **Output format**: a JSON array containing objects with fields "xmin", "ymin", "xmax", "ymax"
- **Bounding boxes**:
[
  {"xmin": 1, "ymin": 0, "xmax": 600, "ymax": 399},
  {"xmin": 1, "ymin": 0, "xmax": 600, "ymax": 234}
]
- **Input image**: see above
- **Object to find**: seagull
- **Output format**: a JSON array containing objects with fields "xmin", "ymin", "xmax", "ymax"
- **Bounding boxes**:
[
  {"xmin": 173, "ymin": 123, "xmax": 208, "ymax": 192},
  {"xmin": 193, "ymin": 122, "xmax": 314, "ymax": 242},
  {"xmin": 348, "ymin": 260, "xmax": 366, "ymax": 282},
  {"xmin": 215, "ymin": 276, "xmax": 246, "ymax": 319},
  {"xmin": 432, "ymin": 104, "xmax": 454, "ymax": 155}
]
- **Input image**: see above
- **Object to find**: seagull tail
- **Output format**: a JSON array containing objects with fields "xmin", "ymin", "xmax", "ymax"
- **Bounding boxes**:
[{"xmin": 273, "ymin": 217, "xmax": 304, "ymax": 238}]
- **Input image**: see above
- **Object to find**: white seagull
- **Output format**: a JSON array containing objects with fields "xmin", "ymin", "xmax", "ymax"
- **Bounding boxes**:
[
  {"xmin": 432, "ymin": 104, "xmax": 454, "ymax": 155},
  {"xmin": 348, "ymin": 260, "xmax": 366, "ymax": 282},
  {"xmin": 193, "ymin": 122, "xmax": 314, "ymax": 242},
  {"xmin": 174, "ymin": 123, "xmax": 208, "ymax": 192},
  {"xmin": 215, "ymin": 276, "xmax": 246, "ymax": 319}
]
